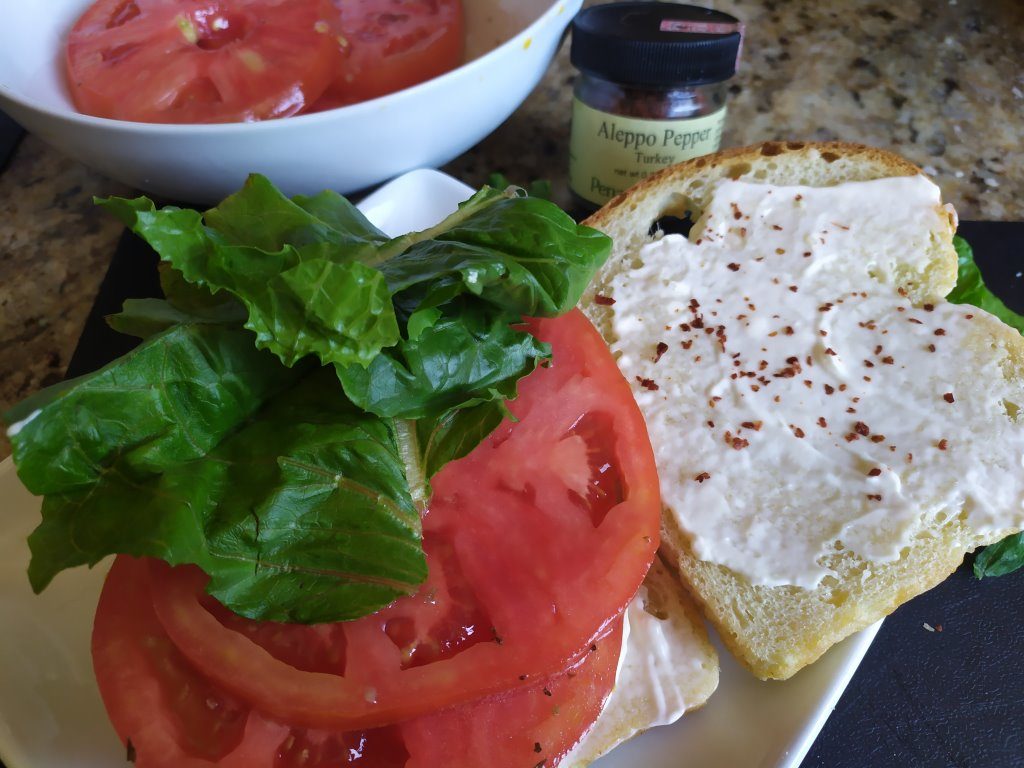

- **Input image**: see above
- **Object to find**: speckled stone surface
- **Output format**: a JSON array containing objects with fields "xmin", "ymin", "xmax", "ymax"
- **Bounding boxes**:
[{"xmin": 1, "ymin": 0, "xmax": 1022, "ymax": 459}]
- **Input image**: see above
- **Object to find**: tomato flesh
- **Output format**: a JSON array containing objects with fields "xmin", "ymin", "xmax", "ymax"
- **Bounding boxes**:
[
  {"xmin": 148, "ymin": 310, "xmax": 660, "ymax": 730},
  {"xmin": 312, "ymin": 0, "xmax": 464, "ymax": 110},
  {"xmin": 66, "ymin": 0, "xmax": 341, "ymax": 123},
  {"xmin": 94, "ymin": 556, "xmax": 621, "ymax": 768}
]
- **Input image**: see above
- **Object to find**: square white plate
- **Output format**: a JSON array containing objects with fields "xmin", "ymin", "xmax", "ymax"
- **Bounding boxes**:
[{"xmin": 0, "ymin": 169, "xmax": 881, "ymax": 768}]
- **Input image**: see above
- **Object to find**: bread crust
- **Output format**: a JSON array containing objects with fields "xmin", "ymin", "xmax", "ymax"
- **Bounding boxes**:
[{"xmin": 580, "ymin": 141, "xmax": 1023, "ymax": 680}]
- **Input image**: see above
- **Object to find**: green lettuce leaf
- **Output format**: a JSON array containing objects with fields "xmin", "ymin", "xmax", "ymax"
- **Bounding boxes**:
[
  {"xmin": 974, "ymin": 533, "xmax": 1024, "ymax": 579},
  {"xmin": 948, "ymin": 236, "xmax": 1024, "ymax": 578},
  {"xmin": 7, "ymin": 300, "xmax": 429, "ymax": 623},
  {"xmin": 948, "ymin": 235, "xmax": 1024, "ymax": 334},
  {"xmin": 6, "ymin": 176, "xmax": 609, "ymax": 622},
  {"xmin": 336, "ymin": 300, "xmax": 548, "ymax": 419}
]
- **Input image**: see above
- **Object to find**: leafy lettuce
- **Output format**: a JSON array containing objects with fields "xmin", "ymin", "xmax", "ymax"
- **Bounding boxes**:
[{"xmin": 4, "ymin": 177, "xmax": 609, "ymax": 621}]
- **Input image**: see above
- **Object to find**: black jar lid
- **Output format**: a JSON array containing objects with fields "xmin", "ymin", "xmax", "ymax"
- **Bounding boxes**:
[{"xmin": 571, "ymin": 2, "xmax": 742, "ymax": 86}]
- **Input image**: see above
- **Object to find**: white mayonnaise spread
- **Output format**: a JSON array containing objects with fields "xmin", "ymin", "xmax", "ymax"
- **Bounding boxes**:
[
  {"xmin": 607, "ymin": 175, "xmax": 1024, "ymax": 587},
  {"xmin": 563, "ymin": 588, "xmax": 707, "ymax": 766}
]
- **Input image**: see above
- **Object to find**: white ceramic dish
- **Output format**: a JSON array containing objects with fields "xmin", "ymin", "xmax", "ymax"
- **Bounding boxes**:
[
  {"xmin": 0, "ymin": 0, "xmax": 580, "ymax": 203},
  {"xmin": 0, "ymin": 169, "xmax": 881, "ymax": 768}
]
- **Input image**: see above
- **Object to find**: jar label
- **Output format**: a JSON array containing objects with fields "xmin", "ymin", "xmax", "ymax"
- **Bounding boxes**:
[{"xmin": 569, "ymin": 100, "xmax": 727, "ymax": 206}]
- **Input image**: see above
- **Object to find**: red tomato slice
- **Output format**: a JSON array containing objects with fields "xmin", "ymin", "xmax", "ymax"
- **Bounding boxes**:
[
  {"xmin": 312, "ymin": 0, "xmax": 464, "ymax": 110},
  {"xmin": 149, "ymin": 310, "xmax": 660, "ymax": 730},
  {"xmin": 94, "ymin": 556, "xmax": 621, "ymax": 768},
  {"xmin": 66, "ymin": 0, "xmax": 341, "ymax": 123}
]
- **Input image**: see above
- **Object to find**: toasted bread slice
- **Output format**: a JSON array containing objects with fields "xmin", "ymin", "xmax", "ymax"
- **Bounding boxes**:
[
  {"xmin": 563, "ymin": 558, "xmax": 719, "ymax": 767},
  {"xmin": 580, "ymin": 142, "xmax": 1024, "ymax": 680}
]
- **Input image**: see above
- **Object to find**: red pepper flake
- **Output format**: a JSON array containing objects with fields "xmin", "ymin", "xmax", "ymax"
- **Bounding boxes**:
[
  {"xmin": 804, "ymin": 379, "xmax": 813, "ymax": 389},
  {"xmin": 943, "ymin": 392, "xmax": 955, "ymax": 403},
  {"xmin": 706, "ymin": 420, "xmax": 715, "ymax": 428},
  {"xmin": 863, "ymin": 359, "xmax": 875, "ymax": 368},
  {"xmin": 789, "ymin": 285, "xmax": 799, "ymax": 293},
  {"xmin": 772, "ymin": 224, "xmax": 783, "ymax": 230},
  {"xmin": 906, "ymin": 453, "xmax": 913, "ymax": 463},
  {"xmin": 637, "ymin": 377, "xmax": 659, "ymax": 391},
  {"xmin": 817, "ymin": 417, "xmax": 828, "ymax": 428},
  {"xmin": 593, "ymin": 294, "xmax": 615, "ymax": 306},
  {"xmin": 692, "ymin": 317, "xmax": 705, "ymax": 329},
  {"xmin": 795, "ymin": 194, "xmax": 803, "ymax": 201},
  {"xmin": 731, "ymin": 202, "xmax": 743, "ymax": 220},
  {"xmin": 845, "ymin": 433, "xmax": 859, "ymax": 442},
  {"xmin": 867, "ymin": 467, "xmax": 882, "ymax": 477},
  {"xmin": 847, "ymin": 407, "xmax": 857, "ymax": 414},
  {"xmin": 927, "ymin": 344, "xmax": 936, "ymax": 352},
  {"xmin": 773, "ymin": 395, "xmax": 781, "ymax": 403},
  {"xmin": 870, "ymin": 434, "xmax": 886, "ymax": 443},
  {"xmin": 854, "ymin": 421, "xmax": 870, "ymax": 436},
  {"xmin": 937, "ymin": 439, "xmax": 949, "ymax": 450},
  {"xmin": 803, "ymin": 251, "xmax": 812, "ymax": 258},
  {"xmin": 776, "ymin": 248, "xmax": 786, "ymax": 255},
  {"xmin": 897, "ymin": 287, "xmax": 908, "ymax": 297},
  {"xmin": 654, "ymin": 342, "xmax": 669, "ymax": 363},
  {"xmin": 825, "ymin": 347, "xmax": 837, "ymax": 356},
  {"xmin": 681, "ymin": 340, "xmax": 693, "ymax": 350},
  {"xmin": 867, "ymin": 493, "xmax": 883, "ymax": 502},
  {"xmin": 934, "ymin": 328, "xmax": 946, "ymax": 336},
  {"xmin": 694, "ymin": 471, "xmax": 711, "ymax": 483},
  {"xmin": 819, "ymin": 329, "xmax": 829, "ymax": 337},
  {"xmin": 881, "ymin": 356, "xmax": 894, "ymax": 365},
  {"xmin": 923, "ymin": 303, "xmax": 935, "ymax": 312},
  {"xmin": 727, "ymin": 263, "xmax": 741, "ymax": 272},
  {"xmin": 874, "ymin": 345, "xmax": 883, "ymax": 355},
  {"xmin": 741, "ymin": 421, "xmax": 764, "ymax": 431},
  {"xmin": 751, "ymin": 384, "xmax": 761, "ymax": 392},
  {"xmin": 791, "ymin": 426, "xmax": 806, "ymax": 438},
  {"xmin": 783, "ymin": 326, "xmax": 795, "ymax": 335},
  {"xmin": 863, "ymin": 375, "xmax": 872, "ymax": 382},
  {"xmin": 819, "ymin": 303, "xmax": 834, "ymax": 312},
  {"xmin": 965, "ymin": 314, "xmax": 974, "ymax": 320},
  {"xmin": 908, "ymin": 318, "xmax": 923, "ymax": 324},
  {"xmin": 824, "ymin": 384, "xmax": 836, "ymax": 395},
  {"xmin": 695, "ymin": 355, "xmax": 702, "ymax": 362}
]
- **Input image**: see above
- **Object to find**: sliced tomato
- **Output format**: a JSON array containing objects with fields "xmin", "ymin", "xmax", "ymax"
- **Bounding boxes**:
[
  {"xmin": 148, "ymin": 309, "xmax": 660, "ymax": 730},
  {"xmin": 94, "ymin": 556, "xmax": 621, "ymax": 767},
  {"xmin": 66, "ymin": 0, "xmax": 341, "ymax": 123},
  {"xmin": 312, "ymin": 0, "xmax": 464, "ymax": 110}
]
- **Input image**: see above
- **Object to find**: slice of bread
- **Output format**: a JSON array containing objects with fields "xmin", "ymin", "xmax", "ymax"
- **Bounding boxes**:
[
  {"xmin": 580, "ymin": 142, "xmax": 1024, "ymax": 680},
  {"xmin": 564, "ymin": 557, "xmax": 719, "ymax": 767}
]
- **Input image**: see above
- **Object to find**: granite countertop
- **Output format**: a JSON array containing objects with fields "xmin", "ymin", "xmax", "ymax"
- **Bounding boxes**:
[{"xmin": 1, "ymin": 0, "xmax": 1022, "ymax": 457}]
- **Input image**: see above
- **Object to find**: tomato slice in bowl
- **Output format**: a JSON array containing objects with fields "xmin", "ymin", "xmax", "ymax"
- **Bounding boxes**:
[
  {"xmin": 66, "ymin": 0, "xmax": 341, "ymax": 123},
  {"xmin": 148, "ymin": 310, "xmax": 660, "ymax": 730},
  {"xmin": 94, "ymin": 556, "xmax": 622, "ymax": 767},
  {"xmin": 312, "ymin": 0, "xmax": 464, "ymax": 110}
]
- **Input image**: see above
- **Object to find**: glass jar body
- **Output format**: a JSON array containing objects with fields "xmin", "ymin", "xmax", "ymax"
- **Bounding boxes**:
[{"xmin": 569, "ymin": 74, "xmax": 729, "ymax": 210}]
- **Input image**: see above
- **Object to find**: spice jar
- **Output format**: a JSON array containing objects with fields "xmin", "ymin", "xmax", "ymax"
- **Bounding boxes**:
[{"xmin": 569, "ymin": 2, "xmax": 742, "ymax": 209}]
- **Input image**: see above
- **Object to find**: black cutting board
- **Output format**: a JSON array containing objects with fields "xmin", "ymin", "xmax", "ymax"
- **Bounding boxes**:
[{"xmin": 47, "ymin": 221, "xmax": 1024, "ymax": 768}]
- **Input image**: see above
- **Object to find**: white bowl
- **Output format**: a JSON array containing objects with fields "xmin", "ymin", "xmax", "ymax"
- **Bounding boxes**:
[{"xmin": 0, "ymin": 0, "xmax": 580, "ymax": 203}]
